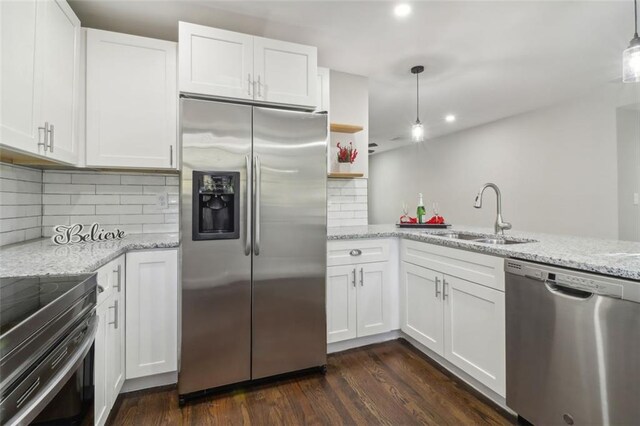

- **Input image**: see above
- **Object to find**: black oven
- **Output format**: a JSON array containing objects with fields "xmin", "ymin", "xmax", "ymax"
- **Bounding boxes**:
[{"xmin": 0, "ymin": 274, "xmax": 98, "ymax": 425}]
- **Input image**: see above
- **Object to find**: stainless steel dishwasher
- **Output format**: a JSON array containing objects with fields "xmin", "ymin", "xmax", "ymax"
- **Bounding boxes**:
[{"xmin": 505, "ymin": 259, "xmax": 640, "ymax": 426}]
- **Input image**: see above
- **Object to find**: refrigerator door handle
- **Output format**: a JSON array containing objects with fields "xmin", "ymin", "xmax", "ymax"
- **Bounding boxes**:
[
  {"xmin": 245, "ymin": 155, "xmax": 252, "ymax": 256},
  {"xmin": 254, "ymin": 155, "xmax": 261, "ymax": 255}
]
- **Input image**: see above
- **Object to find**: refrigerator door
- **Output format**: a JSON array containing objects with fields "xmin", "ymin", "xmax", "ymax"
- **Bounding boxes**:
[
  {"xmin": 179, "ymin": 99, "xmax": 252, "ymax": 395},
  {"xmin": 251, "ymin": 107, "xmax": 327, "ymax": 379}
]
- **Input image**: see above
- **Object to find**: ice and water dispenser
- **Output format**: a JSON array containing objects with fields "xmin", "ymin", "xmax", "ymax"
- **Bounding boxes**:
[{"xmin": 192, "ymin": 171, "xmax": 240, "ymax": 240}]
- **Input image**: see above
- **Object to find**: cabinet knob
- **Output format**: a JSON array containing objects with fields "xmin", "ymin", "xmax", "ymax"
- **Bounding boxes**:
[{"xmin": 349, "ymin": 249, "xmax": 362, "ymax": 256}]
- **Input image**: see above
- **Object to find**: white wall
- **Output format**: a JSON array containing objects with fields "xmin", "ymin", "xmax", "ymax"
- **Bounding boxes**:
[
  {"xmin": 369, "ymin": 85, "xmax": 634, "ymax": 240},
  {"xmin": 329, "ymin": 70, "xmax": 369, "ymax": 177},
  {"xmin": 617, "ymin": 107, "xmax": 640, "ymax": 241}
]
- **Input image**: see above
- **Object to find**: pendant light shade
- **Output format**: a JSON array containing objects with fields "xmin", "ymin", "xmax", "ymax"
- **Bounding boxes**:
[
  {"xmin": 623, "ymin": 0, "xmax": 640, "ymax": 83},
  {"xmin": 411, "ymin": 65, "xmax": 425, "ymax": 142}
]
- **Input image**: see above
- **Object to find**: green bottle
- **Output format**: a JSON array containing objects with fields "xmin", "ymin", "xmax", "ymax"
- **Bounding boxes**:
[{"xmin": 417, "ymin": 193, "xmax": 426, "ymax": 224}]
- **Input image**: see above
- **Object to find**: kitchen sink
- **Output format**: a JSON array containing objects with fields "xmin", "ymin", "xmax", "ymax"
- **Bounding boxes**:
[{"xmin": 430, "ymin": 231, "xmax": 533, "ymax": 245}]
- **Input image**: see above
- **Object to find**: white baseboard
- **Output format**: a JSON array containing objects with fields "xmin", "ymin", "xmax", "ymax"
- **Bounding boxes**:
[
  {"xmin": 327, "ymin": 330, "xmax": 401, "ymax": 353},
  {"xmin": 120, "ymin": 371, "xmax": 178, "ymax": 394}
]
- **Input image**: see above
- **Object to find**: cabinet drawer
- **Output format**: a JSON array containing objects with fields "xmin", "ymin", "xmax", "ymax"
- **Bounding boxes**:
[
  {"xmin": 401, "ymin": 240, "xmax": 505, "ymax": 291},
  {"xmin": 327, "ymin": 239, "xmax": 390, "ymax": 266}
]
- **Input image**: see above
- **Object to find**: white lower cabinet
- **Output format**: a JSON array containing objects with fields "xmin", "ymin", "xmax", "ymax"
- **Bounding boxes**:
[
  {"xmin": 443, "ymin": 275, "xmax": 505, "ymax": 396},
  {"xmin": 125, "ymin": 249, "xmax": 178, "ymax": 379},
  {"xmin": 94, "ymin": 255, "xmax": 125, "ymax": 426},
  {"xmin": 326, "ymin": 265, "xmax": 357, "ymax": 343},
  {"xmin": 400, "ymin": 239, "xmax": 506, "ymax": 397},
  {"xmin": 400, "ymin": 262, "xmax": 444, "ymax": 354}
]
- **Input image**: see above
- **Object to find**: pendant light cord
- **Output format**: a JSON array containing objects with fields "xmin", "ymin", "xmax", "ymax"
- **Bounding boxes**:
[
  {"xmin": 635, "ymin": 0, "xmax": 638, "ymax": 38},
  {"xmin": 416, "ymin": 72, "xmax": 420, "ymax": 122}
]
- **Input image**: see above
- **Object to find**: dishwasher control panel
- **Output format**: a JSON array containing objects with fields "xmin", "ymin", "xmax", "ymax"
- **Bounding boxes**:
[
  {"xmin": 553, "ymin": 273, "xmax": 623, "ymax": 298},
  {"xmin": 505, "ymin": 259, "xmax": 639, "ymax": 302}
]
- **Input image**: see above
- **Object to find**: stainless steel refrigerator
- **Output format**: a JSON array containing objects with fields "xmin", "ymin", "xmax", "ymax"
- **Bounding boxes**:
[{"xmin": 178, "ymin": 98, "xmax": 327, "ymax": 400}]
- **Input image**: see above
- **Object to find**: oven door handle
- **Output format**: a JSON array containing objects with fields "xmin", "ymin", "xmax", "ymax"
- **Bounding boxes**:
[{"xmin": 6, "ymin": 315, "xmax": 98, "ymax": 426}]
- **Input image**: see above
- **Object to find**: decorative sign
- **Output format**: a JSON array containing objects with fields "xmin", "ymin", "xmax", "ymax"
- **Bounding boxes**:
[{"xmin": 52, "ymin": 223, "xmax": 126, "ymax": 245}]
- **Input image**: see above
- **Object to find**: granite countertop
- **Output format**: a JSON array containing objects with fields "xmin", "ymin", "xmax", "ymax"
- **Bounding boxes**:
[
  {"xmin": 0, "ymin": 233, "xmax": 179, "ymax": 278},
  {"xmin": 328, "ymin": 224, "xmax": 640, "ymax": 281}
]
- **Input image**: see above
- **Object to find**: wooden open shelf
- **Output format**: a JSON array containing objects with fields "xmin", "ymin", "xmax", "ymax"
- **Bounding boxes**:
[
  {"xmin": 330, "ymin": 123, "xmax": 363, "ymax": 134},
  {"xmin": 328, "ymin": 172, "xmax": 364, "ymax": 179}
]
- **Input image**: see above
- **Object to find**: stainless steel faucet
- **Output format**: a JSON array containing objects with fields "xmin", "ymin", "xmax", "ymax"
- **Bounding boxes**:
[{"xmin": 474, "ymin": 183, "xmax": 512, "ymax": 235}]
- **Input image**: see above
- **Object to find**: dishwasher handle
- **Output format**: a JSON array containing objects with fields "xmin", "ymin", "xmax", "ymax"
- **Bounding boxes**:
[{"xmin": 545, "ymin": 280, "xmax": 593, "ymax": 300}]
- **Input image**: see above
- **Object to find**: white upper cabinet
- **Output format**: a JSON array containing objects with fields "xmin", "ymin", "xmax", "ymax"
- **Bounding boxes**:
[
  {"xmin": 179, "ymin": 22, "xmax": 317, "ymax": 108},
  {"xmin": 179, "ymin": 23, "xmax": 253, "ymax": 100},
  {"xmin": 253, "ymin": 37, "xmax": 317, "ymax": 106},
  {"xmin": 85, "ymin": 29, "xmax": 177, "ymax": 169},
  {"xmin": 0, "ymin": 0, "xmax": 80, "ymax": 164},
  {"xmin": 1, "ymin": 1, "xmax": 40, "ymax": 155},
  {"xmin": 38, "ymin": 0, "xmax": 81, "ymax": 164}
]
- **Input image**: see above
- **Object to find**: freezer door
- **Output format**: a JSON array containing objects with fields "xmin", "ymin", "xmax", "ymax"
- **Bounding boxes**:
[
  {"xmin": 179, "ymin": 99, "xmax": 252, "ymax": 395},
  {"xmin": 251, "ymin": 107, "xmax": 327, "ymax": 379}
]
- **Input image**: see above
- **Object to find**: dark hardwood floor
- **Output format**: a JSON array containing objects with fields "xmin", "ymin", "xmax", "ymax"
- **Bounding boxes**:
[{"xmin": 108, "ymin": 339, "xmax": 514, "ymax": 425}]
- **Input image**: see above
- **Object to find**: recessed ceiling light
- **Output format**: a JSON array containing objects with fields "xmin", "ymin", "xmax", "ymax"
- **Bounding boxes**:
[
  {"xmin": 394, "ymin": 3, "xmax": 412, "ymax": 18},
  {"xmin": 445, "ymin": 114, "xmax": 456, "ymax": 123}
]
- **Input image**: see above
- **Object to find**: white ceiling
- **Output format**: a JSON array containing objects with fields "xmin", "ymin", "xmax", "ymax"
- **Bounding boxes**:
[{"xmin": 68, "ymin": 0, "xmax": 633, "ymax": 153}]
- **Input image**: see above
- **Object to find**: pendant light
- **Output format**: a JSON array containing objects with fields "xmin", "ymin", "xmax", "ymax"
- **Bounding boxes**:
[
  {"xmin": 411, "ymin": 65, "xmax": 425, "ymax": 142},
  {"xmin": 623, "ymin": 0, "xmax": 640, "ymax": 83}
]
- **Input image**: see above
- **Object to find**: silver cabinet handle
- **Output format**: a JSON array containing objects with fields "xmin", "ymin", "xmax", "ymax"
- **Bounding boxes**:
[
  {"xmin": 257, "ymin": 75, "xmax": 262, "ymax": 98},
  {"xmin": 113, "ymin": 264, "xmax": 122, "ymax": 292},
  {"xmin": 108, "ymin": 300, "xmax": 119, "ymax": 329},
  {"xmin": 254, "ymin": 156, "xmax": 261, "ymax": 256},
  {"xmin": 247, "ymin": 73, "xmax": 252, "ymax": 96},
  {"xmin": 48, "ymin": 124, "xmax": 54, "ymax": 152},
  {"xmin": 352, "ymin": 268, "xmax": 356, "ymax": 287},
  {"xmin": 169, "ymin": 145, "xmax": 173, "ymax": 167},
  {"xmin": 349, "ymin": 249, "xmax": 362, "ymax": 257},
  {"xmin": 97, "ymin": 284, "xmax": 105, "ymax": 294},
  {"xmin": 360, "ymin": 267, "xmax": 364, "ymax": 286},
  {"xmin": 443, "ymin": 278, "xmax": 449, "ymax": 300},
  {"xmin": 38, "ymin": 122, "xmax": 49, "ymax": 151},
  {"xmin": 435, "ymin": 276, "xmax": 441, "ymax": 298},
  {"xmin": 244, "ymin": 155, "xmax": 252, "ymax": 256}
]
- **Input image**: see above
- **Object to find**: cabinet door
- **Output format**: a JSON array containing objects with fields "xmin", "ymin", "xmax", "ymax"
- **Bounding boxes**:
[
  {"xmin": 86, "ymin": 29, "xmax": 177, "ymax": 169},
  {"xmin": 443, "ymin": 275, "xmax": 506, "ymax": 396},
  {"xmin": 37, "ymin": 0, "xmax": 80, "ymax": 164},
  {"xmin": 0, "ymin": 0, "xmax": 41, "ymax": 155},
  {"xmin": 179, "ymin": 22, "xmax": 253, "ymax": 100},
  {"xmin": 126, "ymin": 249, "xmax": 178, "ymax": 379},
  {"xmin": 400, "ymin": 262, "xmax": 444, "ymax": 355},
  {"xmin": 94, "ymin": 299, "xmax": 110, "ymax": 426},
  {"xmin": 253, "ymin": 37, "xmax": 317, "ymax": 107},
  {"xmin": 356, "ymin": 262, "xmax": 391, "ymax": 337},
  {"xmin": 326, "ymin": 265, "xmax": 357, "ymax": 343},
  {"xmin": 106, "ymin": 256, "xmax": 125, "ymax": 405}
]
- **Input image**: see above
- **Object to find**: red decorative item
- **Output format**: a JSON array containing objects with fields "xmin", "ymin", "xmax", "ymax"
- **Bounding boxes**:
[
  {"xmin": 399, "ymin": 216, "xmax": 418, "ymax": 223},
  {"xmin": 426, "ymin": 215, "xmax": 446, "ymax": 224},
  {"xmin": 337, "ymin": 142, "xmax": 358, "ymax": 164}
]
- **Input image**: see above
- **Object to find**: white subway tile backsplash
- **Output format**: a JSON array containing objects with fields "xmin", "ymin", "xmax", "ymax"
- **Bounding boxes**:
[
  {"xmin": 41, "ymin": 170, "xmax": 179, "ymax": 237},
  {"xmin": 43, "ymin": 173, "xmax": 72, "ymax": 184},
  {"xmin": 44, "ymin": 183, "xmax": 95, "ymax": 194},
  {"xmin": 42, "ymin": 195, "xmax": 71, "ymax": 205},
  {"xmin": 96, "ymin": 185, "xmax": 143, "ymax": 195},
  {"xmin": 121, "ymin": 175, "xmax": 165, "ymax": 185},
  {"xmin": 0, "ymin": 164, "xmax": 42, "ymax": 246},
  {"xmin": 96, "ymin": 205, "xmax": 142, "ymax": 215},
  {"xmin": 70, "ymin": 194, "xmax": 120, "ymax": 205},
  {"xmin": 327, "ymin": 177, "xmax": 367, "ymax": 227},
  {"xmin": 71, "ymin": 173, "xmax": 121, "ymax": 185},
  {"xmin": 44, "ymin": 204, "xmax": 95, "ymax": 215},
  {"xmin": 120, "ymin": 195, "xmax": 158, "ymax": 205}
]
